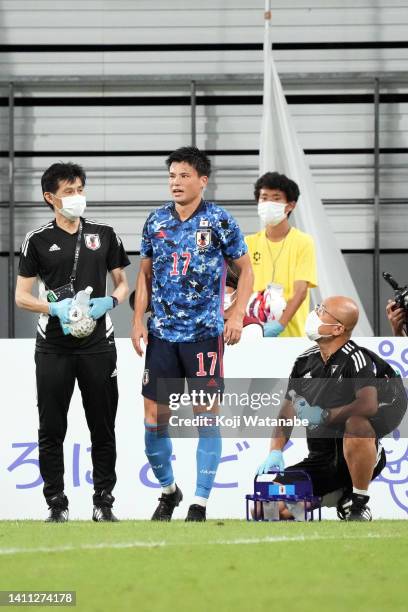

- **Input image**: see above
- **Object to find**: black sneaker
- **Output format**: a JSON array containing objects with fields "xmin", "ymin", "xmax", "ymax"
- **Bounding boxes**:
[
  {"xmin": 185, "ymin": 504, "xmax": 206, "ymax": 522},
  {"xmin": 45, "ymin": 494, "xmax": 69, "ymax": 523},
  {"xmin": 92, "ymin": 490, "xmax": 119, "ymax": 522},
  {"xmin": 337, "ymin": 492, "xmax": 353, "ymax": 520},
  {"xmin": 346, "ymin": 493, "xmax": 372, "ymax": 522},
  {"xmin": 151, "ymin": 485, "xmax": 183, "ymax": 521},
  {"xmin": 92, "ymin": 506, "xmax": 119, "ymax": 522}
]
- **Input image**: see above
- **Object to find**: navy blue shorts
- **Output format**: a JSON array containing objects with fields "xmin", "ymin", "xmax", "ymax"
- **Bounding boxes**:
[{"xmin": 142, "ymin": 333, "xmax": 224, "ymax": 403}]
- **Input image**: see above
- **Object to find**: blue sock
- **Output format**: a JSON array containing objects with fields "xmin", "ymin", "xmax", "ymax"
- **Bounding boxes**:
[
  {"xmin": 195, "ymin": 424, "xmax": 222, "ymax": 500},
  {"xmin": 144, "ymin": 422, "xmax": 174, "ymax": 487}
]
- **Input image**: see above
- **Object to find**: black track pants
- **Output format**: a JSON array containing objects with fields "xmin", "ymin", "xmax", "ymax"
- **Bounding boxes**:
[{"xmin": 35, "ymin": 350, "xmax": 118, "ymax": 503}]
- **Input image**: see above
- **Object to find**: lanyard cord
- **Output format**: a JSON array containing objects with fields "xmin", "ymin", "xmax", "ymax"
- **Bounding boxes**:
[
  {"xmin": 265, "ymin": 229, "xmax": 289, "ymax": 283},
  {"xmin": 70, "ymin": 220, "xmax": 83, "ymax": 283}
]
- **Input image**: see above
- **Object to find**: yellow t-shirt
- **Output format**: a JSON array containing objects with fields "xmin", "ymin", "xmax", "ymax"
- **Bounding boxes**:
[{"xmin": 245, "ymin": 227, "xmax": 318, "ymax": 337}]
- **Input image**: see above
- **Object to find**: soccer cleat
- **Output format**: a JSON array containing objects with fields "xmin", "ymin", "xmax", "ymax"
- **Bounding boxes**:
[
  {"xmin": 346, "ymin": 493, "xmax": 372, "ymax": 522},
  {"xmin": 45, "ymin": 493, "xmax": 69, "ymax": 523},
  {"xmin": 151, "ymin": 485, "xmax": 183, "ymax": 521},
  {"xmin": 336, "ymin": 492, "xmax": 353, "ymax": 520},
  {"xmin": 347, "ymin": 504, "xmax": 372, "ymax": 521},
  {"xmin": 92, "ymin": 490, "xmax": 119, "ymax": 522},
  {"xmin": 45, "ymin": 507, "xmax": 69, "ymax": 523},
  {"xmin": 185, "ymin": 504, "xmax": 206, "ymax": 522},
  {"xmin": 92, "ymin": 506, "xmax": 119, "ymax": 522}
]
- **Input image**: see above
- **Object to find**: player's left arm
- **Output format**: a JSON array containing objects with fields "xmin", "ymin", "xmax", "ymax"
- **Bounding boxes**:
[
  {"xmin": 292, "ymin": 349, "xmax": 380, "ymax": 427},
  {"xmin": 310, "ymin": 353, "xmax": 379, "ymax": 426},
  {"xmin": 217, "ymin": 209, "xmax": 253, "ymax": 344},
  {"xmin": 325, "ymin": 350, "xmax": 379, "ymax": 425},
  {"xmin": 324, "ymin": 385, "xmax": 378, "ymax": 425},
  {"xmin": 110, "ymin": 267, "xmax": 129, "ymax": 304},
  {"xmin": 223, "ymin": 253, "xmax": 253, "ymax": 345},
  {"xmin": 106, "ymin": 228, "xmax": 130, "ymax": 303},
  {"xmin": 89, "ymin": 266, "xmax": 129, "ymax": 320},
  {"xmin": 89, "ymin": 229, "xmax": 130, "ymax": 319}
]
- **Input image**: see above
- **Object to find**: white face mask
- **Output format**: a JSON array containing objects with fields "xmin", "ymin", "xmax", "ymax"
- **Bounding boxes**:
[
  {"xmin": 57, "ymin": 194, "xmax": 86, "ymax": 221},
  {"xmin": 224, "ymin": 290, "xmax": 236, "ymax": 311},
  {"xmin": 305, "ymin": 309, "xmax": 339, "ymax": 342},
  {"xmin": 258, "ymin": 200, "xmax": 287, "ymax": 227}
]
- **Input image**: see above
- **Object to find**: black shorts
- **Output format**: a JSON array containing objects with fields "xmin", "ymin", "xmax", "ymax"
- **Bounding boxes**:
[
  {"xmin": 369, "ymin": 379, "xmax": 407, "ymax": 438},
  {"xmin": 278, "ymin": 438, "xmax": 386, "ymax": 498},
  {"xmin": 142, "ymin": 333, "xmax": 224, "ymax": 403}
]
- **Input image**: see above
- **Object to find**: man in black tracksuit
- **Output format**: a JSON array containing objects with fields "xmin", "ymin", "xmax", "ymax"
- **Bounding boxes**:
[
  {"xmin": 257, "ymin": 296, "xmax": 407, "ymax": 521},
  {"xmin": 15, "ymin": 162, "xmax": 130, "ymax": 522}
]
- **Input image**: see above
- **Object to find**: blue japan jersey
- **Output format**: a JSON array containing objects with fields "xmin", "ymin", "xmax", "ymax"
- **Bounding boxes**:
[{"xmin": 140, "ymin": 200, "xmax": 247, "ymax": 342}]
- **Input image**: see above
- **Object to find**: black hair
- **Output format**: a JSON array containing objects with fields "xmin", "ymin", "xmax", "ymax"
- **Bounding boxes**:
[
  {"xmin": 41, "ymin": 162, "xmax": 86, "ymax": 210},
  {"xmin": 166, "ymin": 146, "xmax": 211, "ymax": 178},
  {"xmin": 254, "ymin": 171, "xmax": 300, "ymax": 203}
]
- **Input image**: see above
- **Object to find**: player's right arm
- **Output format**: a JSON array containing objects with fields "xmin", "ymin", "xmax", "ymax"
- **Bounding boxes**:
[
  {"xmin": 270, "ymin": 359, "xmax": 300, "ymax": 449},
  {"xmin": 257, "ymin": 360, "xmax": 300, "ymax": 474},
  {"xmin": 15, "ymin": 275, "xmax": 49, "ymax": 314},
  {"xmin": 131, "ymin": 257, "xmax": 152, "ymax": 357},
  {"xmin": 256, "ymin": 398, "xmax": 296, "ymax": 474},
  {"xmin": 16, "ymin": 233, "xmax": 49, "ymax": 314},
  {"xmin": 271, "ymin": 398, "xmax": 296, "ymax": 449}
]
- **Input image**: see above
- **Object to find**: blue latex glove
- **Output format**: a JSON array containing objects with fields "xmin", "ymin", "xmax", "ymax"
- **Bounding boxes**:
[
  {"xmin": 257, "ymin": 449, "xmax": 285, "ymax": 475},
  {"xmin": 49, "ymin": 298, "xmax": 73, "ymax": 336},
  {"xmin": 293, "ymin": 396, "xmax": 324, "ymax": 427},
  {"xmin": 89, "ymin": 296, "xmax": 114, "ymax": 320},
  {"xmin": 263, "ymin": 320, "xmax": 284, "ymax": 337}
]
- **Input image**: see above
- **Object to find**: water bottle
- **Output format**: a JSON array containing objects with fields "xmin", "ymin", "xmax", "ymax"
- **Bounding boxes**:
[
  {"xmin": 264, "ymin": 283, "xmax": 286, "ymax": 322},
  {"xmin": 262, "ymin": 501, "xmax": 280, "ymax": 521},
  {"xmin": 288, "ymin": 389, "xmax": 307, "ymax": 410},
  {"xmin": 69, "ymin": 286, "xmax": 93, "ymax": 322},
  {"xmin": 286, "ymin": 501, "xmax": 307, "ymax": 521}
]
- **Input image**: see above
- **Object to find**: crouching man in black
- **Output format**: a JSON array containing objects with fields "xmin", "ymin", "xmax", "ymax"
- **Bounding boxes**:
[{"xmin": 257, "ymin": 296, "xmax": 407, "ymax": 521}]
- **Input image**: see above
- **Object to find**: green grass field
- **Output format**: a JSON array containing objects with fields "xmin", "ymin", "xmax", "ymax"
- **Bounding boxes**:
[{"xmin": 0, "ymin": 521, "xmax": 407, "ymax": 612}]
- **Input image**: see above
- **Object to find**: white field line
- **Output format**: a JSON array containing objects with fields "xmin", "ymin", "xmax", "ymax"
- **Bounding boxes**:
[
  {"xmin": 211, "ymin": 533, "xmax": 389, "ymax": 545},
  {"xmin": 0, "ymin": 533, "xmax": 400, "ymax": 556}
]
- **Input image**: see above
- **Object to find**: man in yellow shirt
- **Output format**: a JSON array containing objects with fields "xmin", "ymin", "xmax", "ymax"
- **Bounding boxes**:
[{"xmin": 245, "ymin": 171, "xmax": 317, "ymax": 337}]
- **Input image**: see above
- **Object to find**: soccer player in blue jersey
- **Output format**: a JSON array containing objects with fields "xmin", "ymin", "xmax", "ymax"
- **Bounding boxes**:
[{"xmin": 131, "ymin": 146, "xmax": 253, "ymax": 521}]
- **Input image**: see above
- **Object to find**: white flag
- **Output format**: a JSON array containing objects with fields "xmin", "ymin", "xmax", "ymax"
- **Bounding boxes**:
[{"xmin": 260, "ymin": 6, "xmax": 373, "ymax": 336}]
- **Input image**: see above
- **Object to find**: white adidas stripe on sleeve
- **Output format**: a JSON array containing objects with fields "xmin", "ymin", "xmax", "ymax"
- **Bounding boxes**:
[{"xmin": 22, "ymin": 223, "xmax": 53, "ymax": 256}]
